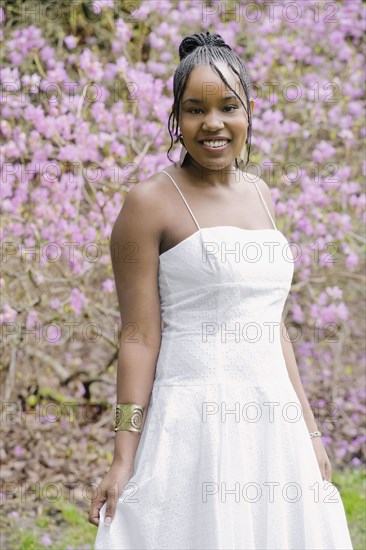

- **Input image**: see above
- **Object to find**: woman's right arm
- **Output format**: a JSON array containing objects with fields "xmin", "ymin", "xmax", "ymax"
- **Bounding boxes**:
[
  {"xmin": 89, "ymin": 181, "xmax": 163, "ymax": 527},
  {"xmin": 110, "ymin": 183, "xmax": 163, "ymax": 466}
]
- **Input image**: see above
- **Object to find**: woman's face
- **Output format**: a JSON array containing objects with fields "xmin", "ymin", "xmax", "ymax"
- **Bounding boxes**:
[{"xmin": 179, "ymin": 61, "xmax": 254, "ymax": 171}]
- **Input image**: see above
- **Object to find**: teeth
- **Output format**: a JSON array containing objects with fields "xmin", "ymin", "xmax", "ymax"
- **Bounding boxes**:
[{"xmin": 202, "ymin": 140, "xmax": 229, "ymax": 148}]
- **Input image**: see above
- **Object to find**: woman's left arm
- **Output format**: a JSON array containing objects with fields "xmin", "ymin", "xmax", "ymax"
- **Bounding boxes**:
[
  {"xmin": 259, "ymin": 177, "xmax": 333, "ymax": 482},
  {"xmin": 280, "ymin": 318, "xmax": 318, "ymax": 432},
  {"xmin": 280, "ymin": 319, "xmax": 333, "ymax": 482}
]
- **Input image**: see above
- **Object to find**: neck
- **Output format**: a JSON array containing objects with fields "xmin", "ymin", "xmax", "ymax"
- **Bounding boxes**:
[{"xmin": 181, "ymin": 156, "xmax": 241, "ymax": 189}]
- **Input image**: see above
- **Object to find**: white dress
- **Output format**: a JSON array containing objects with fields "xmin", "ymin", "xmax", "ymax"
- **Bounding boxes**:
[{"xmin": 94, "ymin": 170, "xmax": 353, "ymax": 549}]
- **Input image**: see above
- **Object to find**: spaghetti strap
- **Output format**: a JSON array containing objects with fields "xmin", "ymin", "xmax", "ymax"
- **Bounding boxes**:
[
  {"xmin": 251, "ymin": 180, "xmax": 277, "ymax": 230},
  {"xmin": 160, "ymin": 170, "xmax": 201, "ymax": 230}
]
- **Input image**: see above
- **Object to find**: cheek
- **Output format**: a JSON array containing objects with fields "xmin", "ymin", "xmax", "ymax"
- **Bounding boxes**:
[
  {"xmin": 179, "ymin": 118, "xmax": 194, "ymax": 134},
  {"xmin": 234, "ymin": 119, "xmax": 249, "ymax": 136}
]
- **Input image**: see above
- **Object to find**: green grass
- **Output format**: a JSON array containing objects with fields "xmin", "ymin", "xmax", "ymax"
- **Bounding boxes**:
[
  {"xmin": 333, "ymin": 467, "xmax": 366, "ymax": 550},
  {"xmin": 2, "ymin": 498, "xmax": 97, "ymax": 549},
  {"xmin": 1, "ymin": 467, "xmax": 364, "ymax": 549}
]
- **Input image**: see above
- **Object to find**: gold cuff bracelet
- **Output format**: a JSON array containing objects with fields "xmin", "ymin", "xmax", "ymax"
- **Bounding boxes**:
[{"xmin": 114, "ymin": 403, "xmax": 144, "ymax": 433}]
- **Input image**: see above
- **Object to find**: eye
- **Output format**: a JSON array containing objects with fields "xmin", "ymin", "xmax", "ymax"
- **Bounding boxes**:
[{"xmin": 187, "ymin": 105, "xmax": 238, "ymax": 114}]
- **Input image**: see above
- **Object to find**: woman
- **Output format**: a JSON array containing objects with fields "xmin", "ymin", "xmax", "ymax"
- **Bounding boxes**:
[{"xmin": 90, "ymin": 31, "xmax": 353, "ymax": 549}]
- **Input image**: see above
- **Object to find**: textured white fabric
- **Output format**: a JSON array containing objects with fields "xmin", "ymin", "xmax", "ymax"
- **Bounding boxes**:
[{"xmin": 94, "ymin": 174, "xmax": 353, "ymax": 549}]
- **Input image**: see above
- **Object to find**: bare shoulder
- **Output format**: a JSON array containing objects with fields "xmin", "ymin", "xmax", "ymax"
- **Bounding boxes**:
[
  {"xmin": 242, "ymin": 171, "xmax": 276, "ymax": 218},
  {"xmin": 110, "ymin": 171, "xmax": 168, "ymax": 242},
  {"xmin": 118, "ymin": 171, "xmax": 167, "ymax": 213}
]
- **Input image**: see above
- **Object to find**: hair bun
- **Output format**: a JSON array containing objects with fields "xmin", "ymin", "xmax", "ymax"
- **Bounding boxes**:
[{"xmin": 179, "ymin": 31, "xmax": 231, "ymax": 61}]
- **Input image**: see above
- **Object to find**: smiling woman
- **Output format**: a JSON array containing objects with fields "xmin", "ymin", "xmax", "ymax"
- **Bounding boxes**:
[
  {"xmin": 91, "ymin": 31, "xmax": 354, "ymax": 550},
  {"xmin": 168, "ymin": 31, "xmax": 253, "ymax": 172},
  {"xmin": 178, "ymin": 68, "xmax": 250, "ymax": 160}
]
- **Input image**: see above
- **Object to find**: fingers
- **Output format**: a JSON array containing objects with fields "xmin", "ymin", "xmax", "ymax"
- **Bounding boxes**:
[
  {"xmin": 104, "ymin": 485, "xmax": 119, "ymax": 526},
  {"xmin": 320, "ymin": 459, "xmax": 332, "ymax": 483},
  {"xmin": 88, "ymin": 497, "xmax": 105, "ymax": 526},
  {"xmin": 317, "ymin": 457, "xmax": 327, "ymax": 482},
  {"xmin": 324, "ymin": 459, "xmax": 332, "ymax": 483},
  {"xmin": 88, "ymin": 477, "xmax": 126, "ymax": 527}
]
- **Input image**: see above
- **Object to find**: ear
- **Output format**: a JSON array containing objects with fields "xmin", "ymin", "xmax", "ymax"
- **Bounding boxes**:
[{"xmin": 249, "ymin": 98, "xmax": 255, "ymax": 115}]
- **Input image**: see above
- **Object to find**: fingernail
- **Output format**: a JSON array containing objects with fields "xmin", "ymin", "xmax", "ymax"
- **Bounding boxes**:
[{"xmin": 104, "ymin": 516, "xmax": 111, "ymax": 525}]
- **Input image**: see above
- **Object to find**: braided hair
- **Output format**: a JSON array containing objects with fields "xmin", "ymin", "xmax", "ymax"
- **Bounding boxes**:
[{"xmin": 167, "ymin": 31, "xmax": 252, "ymax": 170}]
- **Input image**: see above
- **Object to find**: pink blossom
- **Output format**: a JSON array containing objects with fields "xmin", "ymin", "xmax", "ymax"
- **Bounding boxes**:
[
  {"xmin": 335, "ymin": 302, "xmax": 349, "ymax": 321},
  {"xmin": 7, "ymin": 25, "xmax": 45, "ymax": 65},
  {"xmin": 13, "ymin": 445, "xmax": 25, "ymax": 457},
  {"xmin": 64, "ymin": 35, "xmax": 77, "ymax": 50},
  {"xmin": 40, "ymin": 46, "xmax": 57, "ymax": 69},
  {"xmin": 40, "ymin": 534, "xmax": 52, "ymax": 547},
  {"xmin": 325, "ymin": 286, "xmax": 343, "ymax": 300},
  {"xmin": 111, "ymin": 18, "xmax": 132, "ymax": 52},
  {"xmin": 0, "ymin": 304, "xmax": 18, "ymax": 324},
  {"xmin": 79, "ymin": 48, "xmax": 103, "ymax": 81},
  {"xmin": 70, "ymin": 288, "xmax": 87, "ymax": 316},
  {"xmin": 92, "ymin": 0, "xmax": 114, "ymax": 12},
  {"xmin": 311, "ymin": 141, "xmax": 336, "ymax": 162},
  {"xmin": 26, "ymin": 310, "xmax": 38, "ymax": 329},
  {"xmin": 345, "ymin": 251, "xmax": 359, "ymax": 269},
  {"xmin": 40, "ymin": 415, "xmax": 57, "ymax": 424},
  {"xmin": 292, "ymin": 304, "xmax": 304, "ymax": 324},
  {"xmin": 102, "ymin": 279, "xmax": 115, "ymax": 292},
  {"xmin": 335, "ymin": 446, "xmax": 348, "ymax": 459}
]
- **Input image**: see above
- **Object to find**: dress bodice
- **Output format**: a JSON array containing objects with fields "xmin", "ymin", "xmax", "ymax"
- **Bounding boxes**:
[{"xmin": 154, "ymin": 172, "xmax": 295, "ymax": 387}]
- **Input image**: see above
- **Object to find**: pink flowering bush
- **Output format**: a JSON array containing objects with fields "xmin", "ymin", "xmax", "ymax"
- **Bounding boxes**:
[{"xmin": 0, "ymin": 0, "xmax": 365, "ymax": 472}]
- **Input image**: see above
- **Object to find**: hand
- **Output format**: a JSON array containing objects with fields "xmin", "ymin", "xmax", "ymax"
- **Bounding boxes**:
[
  {"xmin": 88, "ymin": 460, "xmax": 134, "ymax": 527},
  {"xmin": 311, "ymin": 436, "xmax": 332, "ymax": 482}
]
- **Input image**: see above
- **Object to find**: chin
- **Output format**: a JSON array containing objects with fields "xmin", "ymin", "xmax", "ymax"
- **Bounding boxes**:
[{"xmin": 199, "ymin": 159, "xmax": 234, "ymax": 171}]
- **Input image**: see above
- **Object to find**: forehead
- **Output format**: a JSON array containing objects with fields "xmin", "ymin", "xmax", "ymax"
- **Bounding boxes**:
[{"xmin": 182, "ymin": 62, "xmax": 243, "ymax": 99}]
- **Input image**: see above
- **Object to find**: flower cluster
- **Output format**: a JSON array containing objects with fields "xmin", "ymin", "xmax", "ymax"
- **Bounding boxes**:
[{"xmin": 0, "ymin": 0, "xmax": 364, "ymax": 467}]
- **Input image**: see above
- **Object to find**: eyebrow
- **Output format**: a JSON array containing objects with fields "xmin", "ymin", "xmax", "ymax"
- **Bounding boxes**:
[{"xmin": 182, "ymin": 94, "xmax": 239, "ymax": 105}]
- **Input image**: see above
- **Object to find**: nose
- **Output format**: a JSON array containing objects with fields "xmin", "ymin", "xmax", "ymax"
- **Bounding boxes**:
[{"xmin": 201, "ymin": 110, "xmax": 225, "ymax": 131}]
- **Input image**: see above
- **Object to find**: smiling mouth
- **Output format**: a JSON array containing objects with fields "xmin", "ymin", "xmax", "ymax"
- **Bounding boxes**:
[{"xmin": 200, "ymin": 139, "xmax": 231, "ymax": 150}]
